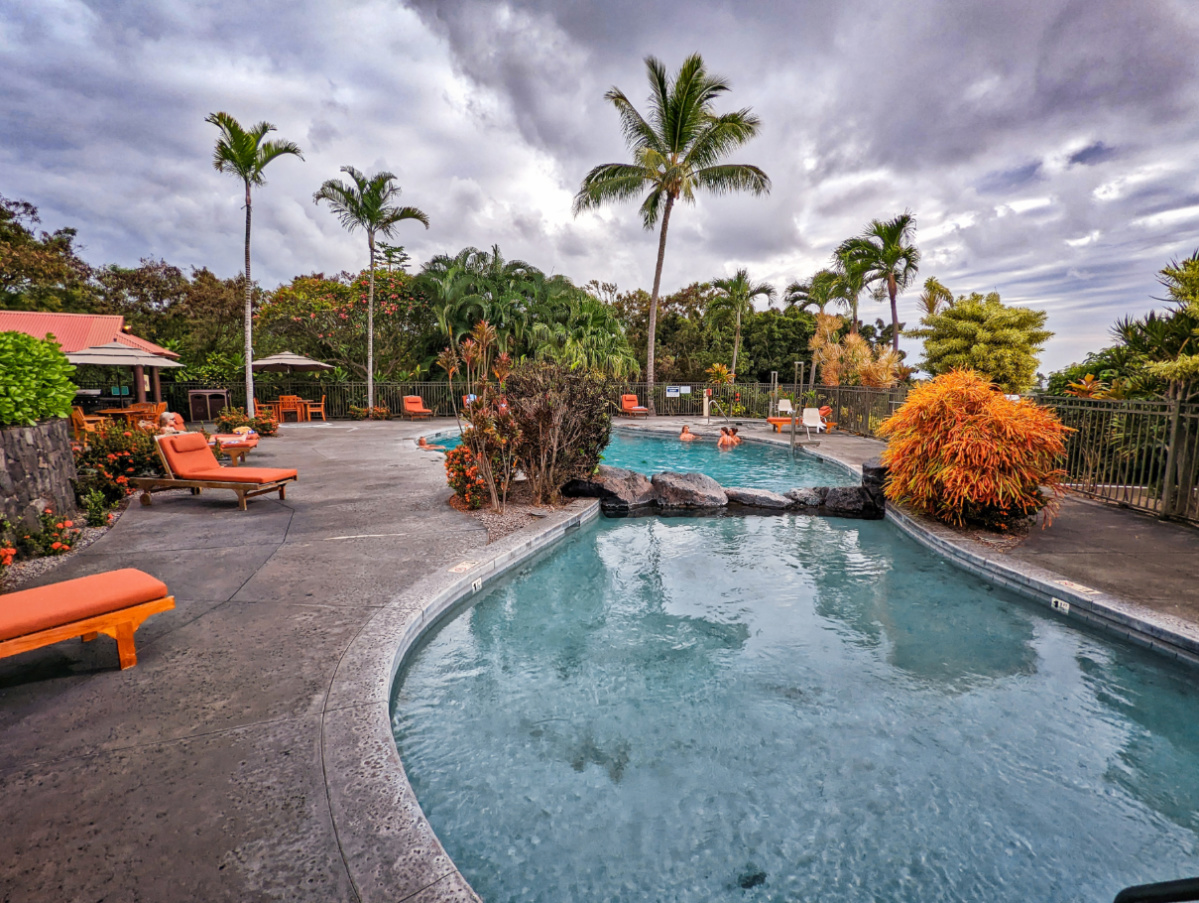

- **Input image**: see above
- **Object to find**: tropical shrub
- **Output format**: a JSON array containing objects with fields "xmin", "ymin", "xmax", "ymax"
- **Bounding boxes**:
[
  {"xmin": 907, "ymin": 292, "xmax": 1051, "ymax": 393},
  {"xmin": 16, "ymin": 507, "xmax": 82, "ymax": 557},
  {"xmin": 81, "ymin": 487, "xmax": 113, "ymax": 527},
  {"xmin": 877, "ymin": 369, "xmax": 1071, "ymax": 530},
  {"xmin": 0, "ymin": 331, "xmax": 77, "ymax": 426},
  {"xmin": 810, "ymin": 314, "xmax": 902, "ymax": 388},
  {"xmin": 215, "ymin": 406, "xmax": 278, "ymax": 435},
  {"xmin": 505, "ymin": 360, "xmax": 615, "ymax": 505},
  {"xmin": 73, "ymin": 423, "xmax": 163, "ymax": 505},
  {"xmin": 444, "ymin": 444, "xmax": 489, "ymax": 509},
  {"xmin": 348, "ymin": 404, "xmax": 390, "ymax": 421}
]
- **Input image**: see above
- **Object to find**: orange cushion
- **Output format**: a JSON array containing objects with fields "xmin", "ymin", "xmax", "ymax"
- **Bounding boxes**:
[
  {"xmin": 184, "ymin": 467, "xmax": 298, "ymax": 484},
  {"xmin": 160, "ymin": 432, "xmax": 221, "ymax": 478},
  {"xmin": 213, "ymin": 434, "xmax": 260, "ymax": 450},
  {"xmin": 403, "ymin": 396, "xmax": 431, "ymax": 412},
  {"xmin": 0, "ymin": 568, "xmax": 168, "ymax": 641}
]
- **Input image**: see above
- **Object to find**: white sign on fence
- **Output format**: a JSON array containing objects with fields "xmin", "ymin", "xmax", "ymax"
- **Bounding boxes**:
[
  {"xmin": 666, "ymin": 386, "xmax": 681, "ymax": 398},
  {"xmin": 678, "ymin": 385, "xmax": 691, "ymax": 395}
]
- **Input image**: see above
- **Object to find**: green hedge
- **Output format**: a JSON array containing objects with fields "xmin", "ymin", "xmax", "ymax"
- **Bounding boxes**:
[{"xmin": 0, "ymin": 331, "xmax": 77, "ymax": 426}]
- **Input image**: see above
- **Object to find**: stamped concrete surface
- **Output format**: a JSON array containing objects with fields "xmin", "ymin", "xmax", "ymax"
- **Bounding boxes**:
[{"xmin": 0, "ymin": 419, "xmax": 483, "ymax": 903}]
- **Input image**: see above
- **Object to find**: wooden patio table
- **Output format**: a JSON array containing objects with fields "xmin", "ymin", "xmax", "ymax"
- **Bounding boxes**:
[{"xmin": 96, "ymin": 408, "xmax": 143, "ymax": 425}]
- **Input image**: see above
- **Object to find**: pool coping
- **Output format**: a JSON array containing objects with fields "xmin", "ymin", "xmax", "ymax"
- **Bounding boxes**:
[
  {"xmin": 322, "ymin": 496, "xmax": 600, "ymax": 903},
  {"xmin": 330, "ymin": 423, "xmax": 1199, "ymax": 903}
]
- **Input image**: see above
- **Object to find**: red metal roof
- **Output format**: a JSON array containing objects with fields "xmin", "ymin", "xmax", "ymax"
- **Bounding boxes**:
[{"xmin": 0, "ymin": 310, "xmax": 179, "ymax": 358}]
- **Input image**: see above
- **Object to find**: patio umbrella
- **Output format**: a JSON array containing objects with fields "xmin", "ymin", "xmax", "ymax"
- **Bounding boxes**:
[
  {"xmin": 251, "ymin": 351, "xmax": 334, "ymax": 374},
  {"xmin": 65, "ymin": 342, "xmax": 183, "ymax": 368}
]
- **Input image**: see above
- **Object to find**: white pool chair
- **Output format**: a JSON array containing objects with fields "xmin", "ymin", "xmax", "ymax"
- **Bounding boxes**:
[{"xmin": 802, "ymin": 407, "xmax": 825, "ymax": 439}]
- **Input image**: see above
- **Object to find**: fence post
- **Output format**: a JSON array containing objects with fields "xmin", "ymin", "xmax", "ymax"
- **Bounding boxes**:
[{"xmin": 1160, "ymin": 390, "xmax": 1183, "ymax": 520}]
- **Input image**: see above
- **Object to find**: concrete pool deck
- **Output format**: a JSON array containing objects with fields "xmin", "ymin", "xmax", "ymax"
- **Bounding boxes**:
[{"xmin": 1, "ymin": 416, "xmax": 1197, "ymax": 902}]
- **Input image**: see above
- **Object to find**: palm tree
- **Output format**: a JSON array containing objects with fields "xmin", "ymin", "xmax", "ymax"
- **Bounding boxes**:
[
  {"xmin": 840, "ymin": 213, "xmax": 920, "ymax": 352},
  {"xmin": 784, "ymin": 268, "xmax": 837, "ymax": 314},
  {"xmin": 918, "ymin": 276, "xmax": 953, "ymax": 316},
  {"xmin": 710, "ymin": 269, "xmax": 775, "ymax": 380},
  {"xmin": 830, "ymin": 248, "xmax": 869, "ymax": 334},
  {"xmin": 314, "ymin": 167, "xmax": 429, "ymax": 408},
  {"xmin": 206, "ymin": 112, "xmax": 303, "ymax": 415},
  {"xmin": 573, "ymin": 53, "xmax": 770, "ymax": 413}
]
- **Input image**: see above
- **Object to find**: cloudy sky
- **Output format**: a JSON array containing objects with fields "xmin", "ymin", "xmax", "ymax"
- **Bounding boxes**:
[{"xmin": 4, "ymin": 0, "xmax": 1199, "ymax": 371}]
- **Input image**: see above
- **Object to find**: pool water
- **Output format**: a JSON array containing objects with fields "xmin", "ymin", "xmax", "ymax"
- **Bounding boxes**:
[
  {"xmin": 437, "ymin": 428, "xmax": 854, "ymax": 491},
  {"xmin": 394, "ymin": 515, "xmax": 1199, "ymax": 902}
]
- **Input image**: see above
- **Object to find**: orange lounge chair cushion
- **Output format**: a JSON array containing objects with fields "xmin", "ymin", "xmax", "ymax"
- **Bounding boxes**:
[
  {"xmin": 159, "ymin": 432, "xmax": 223, "ymax": 477},
  {"xmin": 0, "ymin": 568, "xmax": 168, "ymax": 641},
  {"xmin": 181, "ymin": 466, "xmax": 298, "ymax": 484},
  {"xmin": 212, "ymin": 433, "xmax": 260, "ymax": 450},
  {"xmin": 621, "ymin": 395, "xmax": 648, "ymax": 412},
  {"xmin": 403, "ymin": 396, "xmax": 432, "ymax": 413}
]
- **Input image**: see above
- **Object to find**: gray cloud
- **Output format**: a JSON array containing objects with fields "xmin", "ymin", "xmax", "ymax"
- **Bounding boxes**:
[{"xmin": 3, "ymin": 0, "xmax": 1199, "ymax": 371}]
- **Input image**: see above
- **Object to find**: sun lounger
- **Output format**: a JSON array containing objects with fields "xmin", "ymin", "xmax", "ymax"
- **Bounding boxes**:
[
  {"xmin": 402, "ymin": 395, "xmax": 434, "ymax": 420},
  {"xmin": 0, "ymin": 568, "xmax": 175, "ymax": 669},
  {"xmin": 802, "ymin": 407, "xmax": 826, "ymax": 440},
  {"xmin": 210, "ymin": 432, "xmax": 260, "ymax": 466},
  {"xmin": 620, "ymin": 394, "xmax": 649, "ymax": 418},
  {"xmin": 130, "ymin": 433, "xmax": 297, "ymax": 510}
]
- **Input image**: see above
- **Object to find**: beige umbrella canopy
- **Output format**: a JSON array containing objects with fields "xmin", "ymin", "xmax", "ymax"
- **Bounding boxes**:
[
  {"xmin": 251, "ymin": 351, "xmax": 334, "ymax": 373},
  {"xmin": 65, "ymin": 342, "xmax": 183, "ymax": 368}
]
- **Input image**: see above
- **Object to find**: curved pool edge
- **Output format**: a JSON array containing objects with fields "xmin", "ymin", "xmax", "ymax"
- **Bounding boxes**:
[{"xmin": 320, "ymin": 497, "xmax": 601, "ymax": 903}]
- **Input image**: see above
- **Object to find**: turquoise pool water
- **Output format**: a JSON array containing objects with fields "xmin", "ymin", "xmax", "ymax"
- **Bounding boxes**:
[
  {"xmin": 397, "ymin": 435, "xmax": 1199, "ymax": 902},
  {"xmin": 437, "ymin": 428, "xmax": 854, "ymax": 491}
]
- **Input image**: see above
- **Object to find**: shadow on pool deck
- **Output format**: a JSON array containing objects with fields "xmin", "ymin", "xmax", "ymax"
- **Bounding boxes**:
[{"xmin": 0, "ymin": 419, "xmax": 485, "ymax": 902}]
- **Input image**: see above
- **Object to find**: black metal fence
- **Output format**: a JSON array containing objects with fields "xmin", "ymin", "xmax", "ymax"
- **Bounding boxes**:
[{"xmin": 1034, "ymin": 394, "xmax": 1199, "ymax": 525}]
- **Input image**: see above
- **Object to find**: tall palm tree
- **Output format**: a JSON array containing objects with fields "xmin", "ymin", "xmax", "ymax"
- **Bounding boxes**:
[
  {"xmin": 573, "ymin": 53, "xmax": 770, "ymax": 413},
  {"xmin": 207, "ymin": 112, "xmax": 303, "ymax": 415},
  {"xmin": 710, "ymin": 269, "xmax": 775, "ymax": 380},
  {"xmin": 840, "ymin": 213, "xmax": 920, "ymax": 352},
  {"xmin": 784, "ymin": 268, "xmax": 837, "ymax": 313},
  {"xmin": 918, "ymin": 276, "xmax": 953, "ymax": 316},
  {"xmin": 314, "ymin": 167, "xmax": 429, "ymax": 408}
]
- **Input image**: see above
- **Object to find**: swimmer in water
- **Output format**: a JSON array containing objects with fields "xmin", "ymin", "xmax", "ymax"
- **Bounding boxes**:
[
  {"xmin": 679, "ymin": 425, "xmax": 698, "ymax": 441},
  {"xmin": 418, "ymin": 436, "xmax": 446, "ymax": 451},
  {"xmin": 717, "ymin": 427, "xmax": 735, "ymax": 449},
  {"xmin": 729, "ymin": 427, "xmax": 742, "ymax": 445}
]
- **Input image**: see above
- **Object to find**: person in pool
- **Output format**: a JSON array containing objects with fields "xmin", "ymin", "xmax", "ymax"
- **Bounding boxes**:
[
  {"xmin": 417, "ymin": 436, "xmax": 446, "ymax": 451},
  {"xmin": 717, "ymin": 427, "xmax": 735, "ymax": 449},
  {"xmin": 729, "ymin": 426, "xmax": 742, "ymax": 445},
  {"xmin": 679, "ymin": 425, "xmax": 698, "ymax": 441}
]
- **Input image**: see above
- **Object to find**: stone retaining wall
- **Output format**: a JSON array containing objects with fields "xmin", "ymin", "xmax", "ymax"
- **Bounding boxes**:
[{"xmin": 0, "ymin": 419, "xmax": 78, "ymax": 527}]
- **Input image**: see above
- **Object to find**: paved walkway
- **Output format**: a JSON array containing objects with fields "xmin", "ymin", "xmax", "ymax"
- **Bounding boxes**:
[
  {"xmin": 2, "ymin": 416, "xmax": 1197, "ymax": 902},
  {"xmin": 0, "ymin": 419, "xmax": 480, "ymax": 902}
]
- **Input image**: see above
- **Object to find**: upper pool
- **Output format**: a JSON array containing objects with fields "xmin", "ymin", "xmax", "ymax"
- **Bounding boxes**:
[
  {"xmin": 437, "ymin": 427, "xmax": 855, "ymax": 491},
  {"xmin": 393, "ymin": 512, "xmax": 1199, "ymax": 901}
]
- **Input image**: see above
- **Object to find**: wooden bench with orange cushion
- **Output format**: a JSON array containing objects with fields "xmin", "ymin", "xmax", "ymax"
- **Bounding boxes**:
[
  {"xmin": 0, "ymin": 569, "xmax": 174, "ymax": 669},
  {"xmin": 620, "ymin": 394, "xmax": 649, "ymax": 418},
  {"xmin": 130, "ymin": 433, "xmax": 298, "ymax": 511},
  {"xmin": 766, "ymin": 417, "xmax": 797, "ymax": 433},
  {"xmin": 402, "ymin": 395, "xmax": 433, "ymax": 420}
]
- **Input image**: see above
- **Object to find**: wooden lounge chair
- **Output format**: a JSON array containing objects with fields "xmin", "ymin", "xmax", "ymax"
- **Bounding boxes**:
[
  {"xmin": 210, "ymin": 432, "xmax": 260, "ymax": 466},
  {"xmin": 130, "ymin": 433, "xmax": 297, "ymax": 511},
  {"xmin": 70, "ymin": 406, "xmax": 106, "ymax": 441},
  {"xmin": 0, "ymin": 568, "xmax": 175, "ymax": 670},
  {"xmin": 402, "ymin": 395, "xmax": 433, "ymax": 420},
  {"xmin": 767, "ymin": 399, "xmax": 798, "ymax": 433},
  {"xmin": 621, "ymin": 394, "xmax": 649, "ymax": 418}
]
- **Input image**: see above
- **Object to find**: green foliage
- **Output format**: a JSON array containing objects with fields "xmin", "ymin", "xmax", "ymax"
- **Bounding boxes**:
[
  {"xmin": 16, "ymin": 507, "xmax": 82, "ymax": 558},
  {"xmin": 505, "ymin": 360, "xmax": 615, "ymax": 505},
  {"xmin": 214, "ymin": 406, "xmax": 279, "ymax": 435},
  {"xmin": 73, "ymin": 423, "xmax": 164, "ymax": 504},
  {"xmin": 348, "ymin": 405, "xmax": 389, "ymax": 420},
  {"xmin": 0, "ymin": 195, "xmax": 96, "ymax": 312},
  {"xmin": 0, "ymin": 331, "xmax": 77, "ymax": 425},
  {"xmin": 82, "ymin": 487, "xmax": 113, "ymax": 527},
  {"xmin": 838, "ymin": 213, "xmax": 920, "ymax": 352},
  {"xmin": 907, "ymin": 292, "xmax": 1051, "ymax": 393}
]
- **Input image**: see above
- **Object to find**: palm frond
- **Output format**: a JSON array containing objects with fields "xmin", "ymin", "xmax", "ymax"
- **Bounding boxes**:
[
  {"xmin": 690, "ymin": 163, "xmax": 770, "ymax": 197},
  {"xmin": 573, "ymin": 163, "xmax": 651, "ymax": 215}
]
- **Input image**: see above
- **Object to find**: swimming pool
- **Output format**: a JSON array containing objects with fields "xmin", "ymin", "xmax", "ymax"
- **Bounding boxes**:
[
  {"xmin": 394, "ymin": 514, "xmax": 1199, "ymax": 902},
  {"xmin": 437, "ymin": 427, "xmax": 854, "ymax": 491}
]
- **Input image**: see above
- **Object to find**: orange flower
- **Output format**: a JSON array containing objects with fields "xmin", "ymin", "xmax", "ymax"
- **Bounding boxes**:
[
  {"xmin": 51, "ymin": 542, "xmax": 63, "ymax": 550},
  {"xmin": 63, "ymin": 520, "xmax": 73, "ymax": 528}
]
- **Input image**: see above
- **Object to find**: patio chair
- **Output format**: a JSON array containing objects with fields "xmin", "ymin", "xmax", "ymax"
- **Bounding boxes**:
[
  {"xmin": 402, "ymin": 395, "xmax": 434, "ymax": 420},
  {"xmin": 802, "ymin": 407, "xmax": 825, "ymax": 440},
  {"xmin": 130, "ymin": 432, "xmax": 298, "ymax": 511},
  {"xmin": 70, "ymin": 406, "xmax": 106, "ymax": 441},
  {"xmin": 305, "ymin": 395, "xmax": 326, "ymax": 422},
  {"xmin": 277, "ymin": 395, "xmax": 308, "ymax": 422},
  {"xmin": 818, "ymin": 405, "xmax": 837, "ymax": 432},
  {"xmin": 621, "ymin": 394, "xmax": 649, "ymax": 418},
  {"xmin": 0, "ymin": 568, "xmax": 175, "ymax": 670}
]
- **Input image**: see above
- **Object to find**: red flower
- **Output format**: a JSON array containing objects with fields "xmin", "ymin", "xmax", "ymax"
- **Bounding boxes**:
[{"xmin": 51, "ymin": 542, "xmax": 63, "ymax": 550}]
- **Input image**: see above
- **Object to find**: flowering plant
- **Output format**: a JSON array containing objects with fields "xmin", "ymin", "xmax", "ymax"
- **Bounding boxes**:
[
  {"xmin": 73, "ymin": 423, "xmax": 163, "ymax": 505},
  {"xmin": 17, "ymin": 507, "xmax": 82, "ymax": 558},
  {"xmin": 349, "ymin": 404, "xmax": 390, "ymax": 421},
  {"xmin": 216, "ymin": 406, "xmax": 278, "ymax": 436},
  {"xmin": 444, "ymin": 444, "xmax": 489, "ymax": 509}
]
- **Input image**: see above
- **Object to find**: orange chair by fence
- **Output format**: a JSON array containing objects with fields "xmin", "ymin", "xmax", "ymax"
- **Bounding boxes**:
[
  {"xmin": 402, "ymin": 396, "xmax": 434, "ymax": 420},
  {"xmin": 277, "ymin": 395, "xmax": 308, "ymax": 422},
  {"xmin": 0, "ymin": 569, "xmax": 175, "ymax": 670},
  {"xmin": 71, "ymin": 406, "xmax": 106, "ymax": 441},
  {"xmin": 130, "ymin": 432, "xmax": 298, "ymax": 511},
  {"xmin": 620, "ymin": 394, "xmax": 649, "ymax": 418},
  {"xmin": 819, "ymin": 405, "xmax": 837, "ymax": 431},
  {"xmin": 305, "ymin": 395, "xmax": 326, "ymax": 422}
]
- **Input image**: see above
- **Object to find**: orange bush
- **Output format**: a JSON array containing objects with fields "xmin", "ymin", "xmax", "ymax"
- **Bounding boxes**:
[{"xmin": 877, "ymin": 369, "xmax": 1071, "ymax": 529}]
